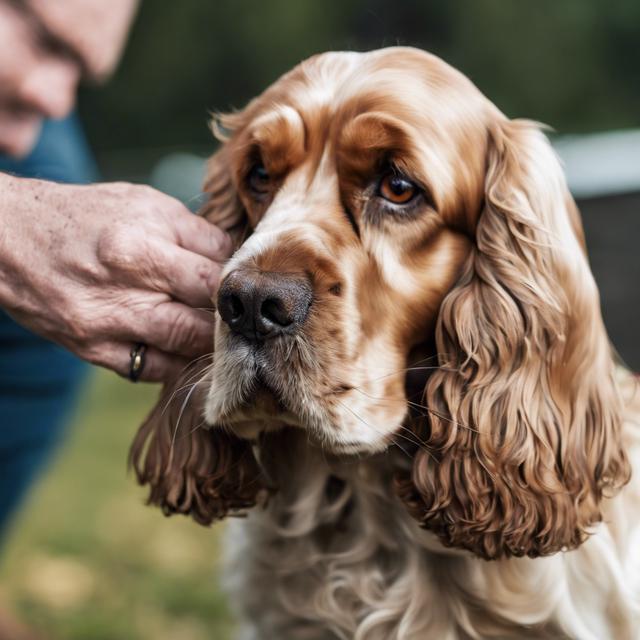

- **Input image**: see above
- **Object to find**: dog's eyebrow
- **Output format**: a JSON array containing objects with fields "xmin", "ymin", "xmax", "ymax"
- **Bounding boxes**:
[
  {"xmin": 337, "ymin": 121, "xmax": 432, "ymax": 186},
  {"xmin": 247, "ymin": 105, "xmax": 307, "ymax": 175}
]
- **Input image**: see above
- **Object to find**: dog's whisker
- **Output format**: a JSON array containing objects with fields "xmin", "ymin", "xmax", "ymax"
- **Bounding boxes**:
[
  {"xmin": 168, "ymin": 380, "xmax": 202, "ymax": 463},
  {"xmin": 347, "ymin": 386, "xmax": 478, "ymax": 435},
  {"xmin": 334, "ymin": 398, "xmax": 436, "ymax": 463},
  {"xmin": 162, "ymin": 368, "xmax": 211, "ymax": 414}
]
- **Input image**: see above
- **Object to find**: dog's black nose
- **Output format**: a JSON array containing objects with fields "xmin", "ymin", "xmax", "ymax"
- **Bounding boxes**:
[{"xmin": 217, "ymin": 270, "xmax": 313, "ymax": 341}]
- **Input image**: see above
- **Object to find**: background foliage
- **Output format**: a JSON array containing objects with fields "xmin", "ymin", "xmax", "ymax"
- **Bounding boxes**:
[
  {"xmin": 1, "ymin": 372, "xmax": 234, "ymax": 640},
  {"xmin": 80, "ymin": 0, "xmax": 640, "ymax": 172}
]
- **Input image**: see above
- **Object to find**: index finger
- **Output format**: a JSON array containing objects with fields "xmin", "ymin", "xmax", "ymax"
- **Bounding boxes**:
[
  {"xmin": 174, "ymin": 211, "xmax": 233, "ymax": 262},
  {"xmin": 153, "ymin": 243, "xmax": 224, "ymax": 308}
]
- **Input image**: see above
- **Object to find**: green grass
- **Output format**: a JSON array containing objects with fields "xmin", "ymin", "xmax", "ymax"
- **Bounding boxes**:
[{"xmin": 0, "ymin": 370, "xmax": 235, "ymax": 640}]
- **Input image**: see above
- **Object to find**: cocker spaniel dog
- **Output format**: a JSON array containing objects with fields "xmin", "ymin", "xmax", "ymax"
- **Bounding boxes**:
[{"xmin": 131, "ymin": 48, "xmax": 640, "ymax": 639}]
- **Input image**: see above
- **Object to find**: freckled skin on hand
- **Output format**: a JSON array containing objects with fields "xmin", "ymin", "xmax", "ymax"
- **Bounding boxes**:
[{"xmin": 0, "ymin": 173, "xmax": 231, "ymax": 382}]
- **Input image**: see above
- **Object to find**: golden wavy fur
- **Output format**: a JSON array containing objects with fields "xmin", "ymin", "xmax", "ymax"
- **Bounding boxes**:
[{"xmin": 131, "ymin": 48, "xmax": 640, "ymax": 638}]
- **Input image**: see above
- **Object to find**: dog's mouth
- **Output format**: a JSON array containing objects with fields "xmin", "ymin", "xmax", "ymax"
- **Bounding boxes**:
[
  {"xmin": 204, "ymin": 340, "xmax": 305, "ymax": 437},
  {"xmin": 204, "ymin": 327, "xmax": 430, "ymax": 453},
  {"xmin": 253, "ymin": 373, "xmax": 287, "ymax": 411}
]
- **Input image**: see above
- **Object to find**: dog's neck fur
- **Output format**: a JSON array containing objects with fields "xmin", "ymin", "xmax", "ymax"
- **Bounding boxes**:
[{"xmin": 224, "ymin": 373, "xmax": 640, "ymax": 640}]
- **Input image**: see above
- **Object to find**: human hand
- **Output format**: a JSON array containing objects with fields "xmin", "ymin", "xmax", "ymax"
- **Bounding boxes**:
[{"xmin": 0, "ymin": 174, "xmax": 231, "ymax": 381}]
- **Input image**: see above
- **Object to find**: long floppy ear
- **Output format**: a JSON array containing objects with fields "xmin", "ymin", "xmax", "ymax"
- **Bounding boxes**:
[
  {"xmin": 130, "ymin": 114, "xmax": 258, "ymax": 525},
  {"xmin": 199, "ymin": 113, "xmax": 249, "ymax": 245},
  {"xmin": 397, "ymin": 118, "xmax": 631, "ymax": 560},
  {"xmin": 129, "ymin": 369, "xmax": 266, "ymax": 525}
]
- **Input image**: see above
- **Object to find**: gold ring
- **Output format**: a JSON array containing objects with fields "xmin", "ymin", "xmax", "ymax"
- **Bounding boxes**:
[{"xmin": 128, "ymin": 343, "xmax": 147, "ymax": 382}]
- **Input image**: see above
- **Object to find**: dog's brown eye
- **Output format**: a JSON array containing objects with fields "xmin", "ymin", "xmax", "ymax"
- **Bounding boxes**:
[
  {"xmin": 378, "ymin": 173, "xmax": 417, "ymax": 204},
  {"xmin": 248, "ymin": 163, "xmax": 270, "ymax": 194}
]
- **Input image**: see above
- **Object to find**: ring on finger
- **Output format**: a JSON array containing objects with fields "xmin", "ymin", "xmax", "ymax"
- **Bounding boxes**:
[{"xmin": 128, "ymin": 343, "xmax": 147, "ymax": 382}]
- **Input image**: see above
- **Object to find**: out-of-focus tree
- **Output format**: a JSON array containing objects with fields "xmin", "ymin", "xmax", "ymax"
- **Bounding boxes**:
[{"xmin": 79, "ymin": 0, "xmax": 640, "ymax": 160}]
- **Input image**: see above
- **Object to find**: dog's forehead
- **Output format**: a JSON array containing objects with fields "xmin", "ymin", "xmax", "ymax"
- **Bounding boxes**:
[
  {"xmin": 233, "ymin": 48, "xmax": 489, "ymax": 228},
  {"xmin": 266, "ymin": 47, "xmax": 483, "ymax": 118},
  {"xmin": 239, "ymin": 47, "xmax": 492, "ymax": 183}
]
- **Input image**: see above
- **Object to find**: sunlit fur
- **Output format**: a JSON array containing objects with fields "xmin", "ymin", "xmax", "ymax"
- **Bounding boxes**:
[{"xmin": 131, "ymin": 48, "xmax": 640, "ymax": 638}]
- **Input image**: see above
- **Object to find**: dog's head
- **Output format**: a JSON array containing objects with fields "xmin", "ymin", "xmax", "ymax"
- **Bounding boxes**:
[{"xmin": 131, "ymin": 48, "xmax": 630, "ymax": 559}]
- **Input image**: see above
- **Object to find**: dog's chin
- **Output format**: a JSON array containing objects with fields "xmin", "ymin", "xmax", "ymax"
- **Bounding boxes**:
[
  {"xmin": 204, "ymin": 341, "xmax": 407, "ymax": 454},
  {"xmin": 204, "ymin": 380, "xmax": 394, "ymax": 455},
  {"xmin": 205, "ymin": 379, "xmax": 302, "ymax": 438}
]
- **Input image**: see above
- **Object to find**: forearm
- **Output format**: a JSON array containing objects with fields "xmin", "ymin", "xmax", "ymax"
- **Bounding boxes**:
[{"xmin": 0, "ymin": 172, "xmax": 48, "ymax": 311}]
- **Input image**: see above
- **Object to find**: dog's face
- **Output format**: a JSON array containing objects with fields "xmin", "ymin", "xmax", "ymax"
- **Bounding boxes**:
[
  {"xmin": 204, "ymin": 49, "xmax": 486, "ymax": 454},
  {"xmin": 132, "ymin": 47, "xmax": 630, "ymax": 560}
]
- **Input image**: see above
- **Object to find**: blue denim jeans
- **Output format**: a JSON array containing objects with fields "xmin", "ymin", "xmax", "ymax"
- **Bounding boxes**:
[{"xmin": 0, "ymin": 114, "xmax": 98, "ymax": 540}]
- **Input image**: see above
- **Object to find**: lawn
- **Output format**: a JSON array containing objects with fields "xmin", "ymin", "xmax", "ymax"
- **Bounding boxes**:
[{"xmin": 0, "ymin": 370, "xmax": 235, "ymax": 640}]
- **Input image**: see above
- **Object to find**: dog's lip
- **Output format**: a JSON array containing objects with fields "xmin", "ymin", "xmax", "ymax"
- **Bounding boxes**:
[
  {"xmin": 207, "ymin": 372, "xmax": 302, "ymax": 431},
  {"xmin": 253, "ymin": 375, "xmax": 288, "ymax": 412}
]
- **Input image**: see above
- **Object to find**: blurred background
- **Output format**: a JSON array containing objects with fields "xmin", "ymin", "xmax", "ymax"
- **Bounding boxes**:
[{"xmin": 1, "ymin": 1, "xmax": 638, "ymax": 638}]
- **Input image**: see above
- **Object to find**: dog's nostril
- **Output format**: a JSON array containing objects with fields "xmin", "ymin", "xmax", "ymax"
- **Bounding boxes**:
[
  {"xmin": 261, "ymin": 297, "xmax": 292, "ymax": 327},
  {"xmin": 218, "ymin": 270, "xmax": 313, "ymax": 340},
  {"xmin": 229, "ymin": 294, "xmax": 244, "ymax": 321}
]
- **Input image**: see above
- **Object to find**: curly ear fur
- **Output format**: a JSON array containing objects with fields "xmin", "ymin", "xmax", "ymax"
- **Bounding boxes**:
[
  {"xmin": 397, "ymin": 119, "xmax": 631, "ymax": 560},
  {"xmin": 129, "ymin": 376, "xmax": 266, "ymax": 526},
  {"xmin": 199, "ymin": 113, "xmax": 248, "ymax": 244},
  {"xmin": 129, "ymin": 377, "xmax": 265, "ymax": 525}
]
